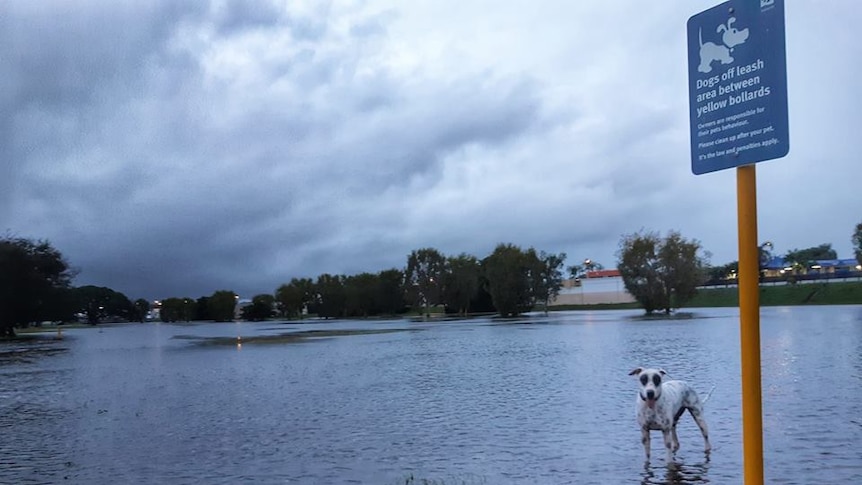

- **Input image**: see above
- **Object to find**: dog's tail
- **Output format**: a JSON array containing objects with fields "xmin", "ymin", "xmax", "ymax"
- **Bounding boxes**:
[{"xmin": 702, "ymin": 385, "xmax": 716, "ymax": 405}]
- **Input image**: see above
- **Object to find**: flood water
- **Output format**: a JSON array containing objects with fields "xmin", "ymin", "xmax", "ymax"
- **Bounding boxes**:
[{"xmin": 2, "ymin": 306, "xmax": 861, "ymax": 484}]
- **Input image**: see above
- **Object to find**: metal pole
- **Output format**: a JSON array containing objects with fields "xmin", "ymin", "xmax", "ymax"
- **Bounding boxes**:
[{"xmin": 736, "ymin": 165, "xmax": 764, "ymax": 484}]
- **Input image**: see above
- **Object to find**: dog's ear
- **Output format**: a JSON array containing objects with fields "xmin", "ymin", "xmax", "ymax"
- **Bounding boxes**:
[
  {"xmin": 658, "ymin": 369, "xmax": 669, "ymax": 376},
  {"xmin": 628, "ymin": 367, "xmax": 643, "ymax": 376}
]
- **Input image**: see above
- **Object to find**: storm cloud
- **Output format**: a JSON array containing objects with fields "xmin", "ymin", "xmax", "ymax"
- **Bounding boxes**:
[{"xmin": 3, "ymin": 1, "xmax": 860, "ymax": 300}]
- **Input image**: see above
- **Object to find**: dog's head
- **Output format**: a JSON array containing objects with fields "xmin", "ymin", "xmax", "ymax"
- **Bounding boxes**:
[
  {"xmin": 629, "ymin": 367, "xmax": 668, "ymax": 409},
  {"xmin": 719, "ymin": 17, "xmax": 749, "ymax": 49}
]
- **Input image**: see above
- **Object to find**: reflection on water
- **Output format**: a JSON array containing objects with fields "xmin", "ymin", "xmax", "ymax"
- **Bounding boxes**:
[
  {"xmin": 641, "ymin": 459, "xmax": 710, "ymax": 485},
  {"xmin": 1, "ymin": 307, "xmax": 861, "ymax": 484},
  {"xmin": 0, "ymin": 339, "xmax": 67, "ymax": 365}
]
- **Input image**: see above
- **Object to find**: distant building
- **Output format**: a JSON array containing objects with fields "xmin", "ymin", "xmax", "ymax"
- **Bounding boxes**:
[
  {"xmin": 707, "ymin": 256, "xmax": 861, "ymax": 286},
  {"xmin": 235, "ymin": 298, "xmax": 253, "ymax": 319},
  {"xmin": 551, "ymin": 269, "xmax": 635, "ymax": 306},
  {"xmin": 761, "ymin": 257, "xmax": 861, "ymax": 279}
]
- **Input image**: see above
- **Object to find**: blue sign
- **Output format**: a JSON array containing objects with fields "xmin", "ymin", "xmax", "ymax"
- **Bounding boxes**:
[{"xmin": 688, "ymin": 0, "xmax": 788, "ymax": 175}]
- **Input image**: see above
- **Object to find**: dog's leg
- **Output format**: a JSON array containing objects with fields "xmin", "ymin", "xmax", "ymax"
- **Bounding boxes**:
[
  {"xmin": 662, "ymin": 428, "xmax": 675, "ymax": 463},
  {"xmin": 689, "ymin": 407, "xmax": 712, "ymax": 453},
  {"xmin": 641, "ymin": 427, "xmax": 651, "ymax": 462},
  {"xmin": 671, "ymin": 425, "xmax": 680, "ymax": 452}
]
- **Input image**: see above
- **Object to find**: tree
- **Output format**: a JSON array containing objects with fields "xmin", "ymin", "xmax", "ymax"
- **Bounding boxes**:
[
  {"xmin": 376, "ymin": 269, "xmax": 407, "ymax": 315},
  {"xmin": 658, "ymin": 232, "xmax": 707, "ymax": 309},
  {"xmin": 404, "ymin": 248, "xmax": 446, "ymax": 316},
  {"xmin": 617, "ymin": 230, "xmax": 709, "ymax": 314},
  {"xmin": 194, "ymin": 296, "xmax": 212, "ymax": 321},
  {"xmin": 854, "ymin": 222, "xmax": 862, "ymax": 266},
  {"xmin": 208, "ymin": 290, "xmax": 237, "ymax": 322},
  {"xmin": 314, "ymin": 274, "xmax": 346, "ymax": 319},
  {"xmin": 784, "ymin": 244, "xmax": 837, "ymax": 267},
  {"xmin": 275, "ymin": 278, "xmax": 314, "ymax": 319},
  {"xmin": 72, "ymin": 285, "xmax": 134, "ymax": 324},
  {"xmin": 160, "ymin": 297, "xmax": 195, "ymax": 322},
  {"xmin": 442, "ymin": 254, "xmax": 481, "ymax": 316},
  {"xmin": 242, "ymin": 294, "xmax": 275, "ymax": 321},
  {"xmin": 568, "ymin": 259, "xmax": 604, "ymax": 279},
  {"xmin": 344, "ymin": 273, "xmax": 378, "ymax": 317},
  {"xmin": 706, "ymin": 261, "xmax": 738, "ymax": 284},
  {"xmin": 533, "ymin": 251, "xmax": 567, "ymax": 314},
  {"xmin": 133, "ymin": 299, "xmax": 151, "ymax": 322},
  {"xmin": 483, "ymin": 243, "xmax": 540, "ymax": 317},
  {"xmin": 0, "ymin": 237, "xmax": 76, "ymax": 337}
]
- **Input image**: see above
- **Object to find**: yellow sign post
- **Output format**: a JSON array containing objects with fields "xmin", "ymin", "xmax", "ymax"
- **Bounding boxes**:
[
  {"xmin": 689, "ymin": 1, "xmax": 788, "ymax": 481},
  {"xmin": 736, "ymin": 165, "xmax": 764, "ymax": 485}
]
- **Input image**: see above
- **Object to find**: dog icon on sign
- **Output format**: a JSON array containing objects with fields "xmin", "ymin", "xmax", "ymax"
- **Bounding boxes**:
[{"xmin": 697, "ymin": 17, "xmax": 750, "ymax": 73}]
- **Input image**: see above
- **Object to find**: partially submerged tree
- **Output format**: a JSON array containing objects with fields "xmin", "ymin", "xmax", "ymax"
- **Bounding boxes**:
[
  {"xmin": 161, "ymin": 297, "xmax": 196, "ymax": 322},
  {"xmin": 344, "ymin": 273, "xmax": 378, "ymax": 317},
  {"xmin": 242, "ymin": 294, "xmax": 276, "ymax": 321},
  {"xmin": 483, "ymin": 243, "xmax": 540, "ymax": 317},
  {"xmin": 404, "ymin": 248, "xmax": 446, "ymax": 316},
  {"xmin": 133, "ymin": 299, "xmax": 151, "ymax": 323},
  {"xmin": 314, "ymin": 274, "xmax": 346, "ymax": 319},
  {"xmin": 617, "ymin": 230, "xmax": 708, "ymax": 315},
  {"xmin": 0, "ymin": 237, "xmax": 76, "ymax": 336},
  {"xmin": 533, "ymin": 251, "xmax": 567, "ymax": 315},
  {"xmin": 376, "ymin": 269, "xmax": 407, "ymax": 315},
  {"xmin": 275, "ymin": 278, "xmax": 314, "ymax": 319},
  {"xmin": 442, "ymin": 253, "xmax": 481, "ymax": 316},
  {"xmin": 208, "ymin": 290, "xmax": 237, "ymax": 322},
  {"xmin": 194, "ymin": 296, "xmax": 211, "ymax": 321}
]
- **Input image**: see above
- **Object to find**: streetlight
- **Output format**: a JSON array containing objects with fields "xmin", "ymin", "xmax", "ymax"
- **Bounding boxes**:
[
  {"xmin": 758, "ymin": 241, "xmax": 774, "ymax": 282},
  {"xmin": 581, "ymin": 259, "xmax": 593, "ymax": 305}
]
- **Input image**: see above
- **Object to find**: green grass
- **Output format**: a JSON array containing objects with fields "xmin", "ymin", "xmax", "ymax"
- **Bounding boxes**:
[
  {"xmin": 550, "ymin": 281, "xmax": 862, "ymax": 312},
  {"xmin": 176, "ymin": 328, "xmax": 421, "ymax": 346},
  {"xmin": 16, "ymin": 323, "xmax": 99, "ymax": 334},
  {"xmin": 689, "ymin": 281, "xmax": 862, "ymax": 307},
  {"xmin": 546, "ymin": 302, "xmax": 642, "ymax": 312}
]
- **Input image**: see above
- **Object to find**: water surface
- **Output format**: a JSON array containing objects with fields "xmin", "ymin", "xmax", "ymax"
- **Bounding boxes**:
[{"xmin": 2, "ymin": 306, "xmax": 861, "ymax": 484}]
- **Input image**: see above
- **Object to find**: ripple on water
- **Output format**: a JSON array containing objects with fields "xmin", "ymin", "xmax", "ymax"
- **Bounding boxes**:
[{"xmin": 1, "ymin": 309, "xmax": 861, "ymax": 484}]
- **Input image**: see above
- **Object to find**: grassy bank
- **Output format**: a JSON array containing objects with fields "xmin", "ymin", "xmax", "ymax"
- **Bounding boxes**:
[
  {"xmin": 688, "ymin": 281, "xmax": 862, "ymax": 307},
  {"xmin": 551, "ymin": 281, "xmax": 862, "ymax": 311}
]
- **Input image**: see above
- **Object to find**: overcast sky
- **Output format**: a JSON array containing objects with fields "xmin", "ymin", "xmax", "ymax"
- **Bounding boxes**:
[{"xmin": 2, "ymin": 1, "xmax": 860, "ymax": 301}]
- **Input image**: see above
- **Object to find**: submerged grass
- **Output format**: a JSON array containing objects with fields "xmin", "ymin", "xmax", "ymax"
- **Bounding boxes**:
[
  {"xmin": 549, "ymin": 302, "xmax": 641, "ymax": 311},
  {"xmin": 178, "ymin": 328, "xmax": 420, "ymax": 346},
  {"xmin": 397, "ymin": 474, "xmax": 488, "ymax": 485}
]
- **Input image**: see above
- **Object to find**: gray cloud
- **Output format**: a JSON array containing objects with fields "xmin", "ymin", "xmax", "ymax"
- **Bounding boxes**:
[{"xmin": 3, "ymin": 1, "xmax": 861, "ymax": 300}]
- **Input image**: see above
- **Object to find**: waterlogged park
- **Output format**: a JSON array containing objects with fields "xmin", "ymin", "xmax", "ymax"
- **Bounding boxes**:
[
  {"xmin": 3, "ymin": 222, "xmax": 862, "ymax": 484},
  {"xmin": 4, "ymin": 1, "xmax": 862, "ymax": 483},
  {"xmin": 3, "ymin": 306, "xmax": 861, "ymax": 484}
]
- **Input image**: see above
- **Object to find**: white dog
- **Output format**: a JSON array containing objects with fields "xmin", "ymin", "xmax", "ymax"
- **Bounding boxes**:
[{"xmin": 629, "ymin": 367, "xmax": 712, "ymax": 463}]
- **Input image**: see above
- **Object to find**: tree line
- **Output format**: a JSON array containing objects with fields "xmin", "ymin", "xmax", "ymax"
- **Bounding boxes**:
[
  {"xmin": 0, "ymin": 237, "xmax": 149, "ymax": 336},
  {"xmin": 231, "ymin": 244, "xmax": 568, "ymax": 321},
  {"xmin": 0, "ymin": 235, "xmax": 568, "ymax": 335},
  {"xmin": 4, "ymin": 221, "xmax": 861, "ymax": 335}
]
